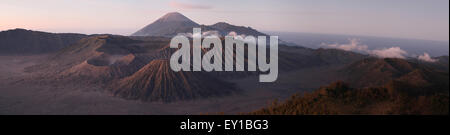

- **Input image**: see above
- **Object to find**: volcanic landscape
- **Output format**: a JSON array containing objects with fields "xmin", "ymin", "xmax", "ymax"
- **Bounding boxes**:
[{"xmin": 0, "ymin": 12, "xmax": 448, "ymax": 114}]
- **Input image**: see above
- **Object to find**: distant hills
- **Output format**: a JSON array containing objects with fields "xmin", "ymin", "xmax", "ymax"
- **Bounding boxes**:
[
  {"xmin": 0, "ymin": 29, "xmax": 86, "ymax": 54},
  {"xmin": 341, "ymin": 57, "xmax": 449, "ymax": 88},
  {"xmin": 132, "ymin": 12, "xmax": 267, "ymax": 37}
]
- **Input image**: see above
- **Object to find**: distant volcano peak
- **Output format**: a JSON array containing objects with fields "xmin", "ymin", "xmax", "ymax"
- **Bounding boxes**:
[
  {"xmin": 213, "ymin": 22, "xmax": 231, "ymax": 26},
  {"xmin": 131, "ymin": 12, "xmax": 200, "ymax": 37},
  {"xmin": 131, "ymin": 12, "xmax": 268, "ymax": 37},
  {"xmin": 158, "ymin": 12, "xmax": 192, "ymax": 22}
]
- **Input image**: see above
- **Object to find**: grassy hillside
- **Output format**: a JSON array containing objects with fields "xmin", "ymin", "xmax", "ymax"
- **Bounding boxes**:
[{"xmin": 250, "ymin": 81, "xmax": 448, "ymax": 115}]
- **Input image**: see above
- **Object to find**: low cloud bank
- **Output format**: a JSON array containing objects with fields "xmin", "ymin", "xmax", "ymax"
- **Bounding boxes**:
[
  {"xmin": 322, "ymin": 38, "xmax": 408, "ymax": 59},
  {"xmin": 418, "ymin": 53, "xmax": 438, "ymax": 62},
  {"xmin": 322, "ymin": 38, "xmax": 442, "ymax": 62},
  {"xmin": 370, "ymin": 47, "xmax": 408, "ymax": 59},
  {"xmin": 324, "ymin": 39, "xmax": 368, "ymax": 52}
]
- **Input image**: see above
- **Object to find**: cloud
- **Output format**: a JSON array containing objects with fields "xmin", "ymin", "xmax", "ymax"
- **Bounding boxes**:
[
  {"xmin": 227, "ymin": 31, "xmax": 246, "ymax": 37},
  {"xmin": 227, "ymin": 31, "xmax": 238, "ymax": 37},
  {"xmin": 169, "ymin": 1, "xmax": 212, "ymax": 10},
  {"xmin": 369, "ymin": 47, "xmax": 408, "ymax": 59},
  {"xmin": 323, "ymin": 38, "xmax": 408, "ymax": 59},
  {"xmin": 202, "ymin": 30, "xmax": 220, "ymax": 37},
  {"xmin": 323, "ymin": 38, "xmax": 368, "ymax": 51},
  {"xmin": 225, "ymin": 31, "xmax": 259, "ymax": 45},
  {"xmin": 418, "ymin": 53, "xmax": 438, "ymax": 62}
]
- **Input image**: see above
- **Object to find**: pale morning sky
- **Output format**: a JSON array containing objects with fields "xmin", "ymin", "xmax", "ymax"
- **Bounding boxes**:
[{"xmin": 1, "ymin": 0, "xmax": 448, "ymax": 41}]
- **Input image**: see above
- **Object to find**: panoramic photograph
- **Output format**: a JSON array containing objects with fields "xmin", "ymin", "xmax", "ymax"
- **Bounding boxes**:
[{"xmin": 0, "ymin": 0, "xmax": 448, "ymax": 117}]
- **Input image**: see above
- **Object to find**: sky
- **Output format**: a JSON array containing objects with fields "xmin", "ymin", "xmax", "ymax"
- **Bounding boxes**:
[{"xmin": 1, "ymin": 0, "xmax": 448, "ymax": 41}]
